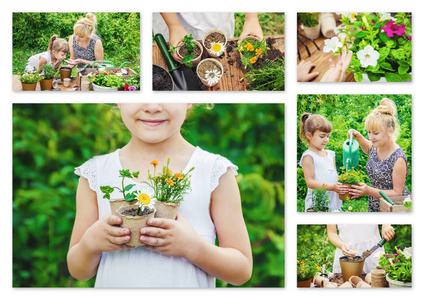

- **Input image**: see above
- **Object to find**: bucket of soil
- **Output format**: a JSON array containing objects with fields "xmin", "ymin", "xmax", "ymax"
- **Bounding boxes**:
[
  {"xmin": 196, "ymin": 58, "xmax": 223, "ymax": 87},
  {"xmin": 340, "ymin": 256, "xmax": 365, "ymax": 282},
  {"xmin": 117, "ymin": 205, "xmax": 156, "ymax": 247},
  {"xmin": 109, "ymin": 198, "xmax": 137, "ymax": 216},
  {"xmin": 177, "ymin": 39, "xmax": 203, "ymax": 67},
  {"xmin": 202, "ymin": 29, "xmax": 227, "ymax": 58},
  {"xmin": 59, "ymin": 67, "xmax": 72, "ymax": 81},
  {"xmin": 154, "ymin": 201, "xmax": 180, "ymax": 220},
  {"xmin": 153, "ymin": 64, "xmax": 174, "ymax": 91},
  {"xmin": 339, "ymin": 183, "xmax": 355, "ymax": 200}
]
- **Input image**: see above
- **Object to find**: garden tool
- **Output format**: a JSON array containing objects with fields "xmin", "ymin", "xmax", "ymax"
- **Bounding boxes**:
[
  {"xmin": 93, "ymin": 60, "xmax": 115, "ymax": 68},
  {"xmin": 360, "ymin": 238, "xmax": 386, "ymax": 260},
  {"xmin": 154, "ymin": 33, "xmax": 200, "ymax": 91},
  {"xmin": 379, "ymin": 191, "xmax": 395, "ymax": 205},
  {"xmin": 343, "ymin": 132, "xmax": 359, "ymax": 170},
  {"xmin": 77, "ymin": 63, "xmax": 90, "ymax": 73}
]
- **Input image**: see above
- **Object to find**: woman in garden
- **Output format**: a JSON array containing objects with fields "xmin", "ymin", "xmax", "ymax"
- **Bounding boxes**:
[
  {"xmin": 347, "ymin": 98, "xmax": 410, "ymax": 212},
  {"xmin": 67, "ymin": 103, "xmax": 252, "ymax": 287},
  {"xmin": 299, "ymin": 113, "xmax": 348, "ymax": 212},
  {"xmin": 154, "ymin": 13, "xmax": 263, "ymax": 62},
  {"xmin": 66, "ymin": 13, "xmax": 104, "ymax": 69},
  {"xmin": 328, "ymin": 224, "xmax": 395, "ymax": 274}
]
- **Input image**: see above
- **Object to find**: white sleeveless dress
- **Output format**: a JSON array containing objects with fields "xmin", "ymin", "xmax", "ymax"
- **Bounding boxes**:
[
  {"xmin": 299, "ymin": 149, "xmax": 341, "ymax": 212},
  {"xmin": 332, "ymin": 224, "xmax": 385, "ymax": 274},
  {"xmin": 74, "ymin": 146, "xmax": 237, "ymax": 287},
  {"xmin": 25, "ymin": 51, "xmax": 59, "ymax": 73}
]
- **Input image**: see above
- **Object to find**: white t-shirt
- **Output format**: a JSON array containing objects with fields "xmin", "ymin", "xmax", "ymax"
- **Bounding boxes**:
[
  {"xmin": 74, "ymin": 146, "xmax": 237, "ymax": 287},
  {"xmin": 153, "ymin": 13, "xmax": 235, "ymax": 41},
  {"xmin": 25, "ymin": 51, "xmax": 59, "ymax": 74},
  {"xmin": 299, "ymin": 149, "xmax": 341, "ymax": 212},
  {"xmin": 332, "ymin": 224, "xmax": 385, "ymax": 274}
]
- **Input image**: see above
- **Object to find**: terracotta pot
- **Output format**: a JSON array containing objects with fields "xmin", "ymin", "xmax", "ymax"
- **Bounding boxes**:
[
  {"xmin": 371, "ymin": 269, "xmax": 387, "ymax": 287},
  {"xmin": 177, "ymin": 39, "xmax": 203, "ymax": 67},
  {"xmin": 59, "ymin": 67, "xmax": 72, "ymax": 81},
  {"xmin": 313, "ymin": 275, "xmax": 329, "ymax": 287},
  {"xmin": 303, "ymin": 21, "xmax": 321, "ymax": 39},
  {"xmin": 109, "ymin": 198, "xmax": 137, "ymax": 216},
  {"xmin": 117, "ymin": 205, "xmax": 156, "ymax": 247},
  {"xmin": 386, "ymin": 274, "xmax": 412, "ymax": 288},
  {"xmin": 339, "ymin": 183, "xmax": 355, "ymax": 200},
  {"xmin": 21, "ymin": 82, "xmax": 37, "ymax": 91},
  {"xmin": 349, "ymin": 275, "xmax": 371, "ymax": 288},
  {"xmin": 323, "ymin": 282, "xmax": 338, "ymax": 288},
  {"xmin": 339, "ymin": 256, "xmax": 365, "ymax": 282},
  {"xmin": 154, "ymin": 201, "xmax": 180, "ymax": 219},
  {"xmin": 339, "ymin": 281, "xmax": 353, "ymax": 288},
  {"xmin": 297, "ymin": 277, "xmax": 312, "ymax": 288},
  {"xmin": 202, "ymin": 29, "xmax": 227, "ymax": 58},
  {"xmin": 196, "ymin": 58, "xmax": 223, "ymax": 87},
  {"xmin": 40, "ymin": 79, "xmax": 53, "ymax": 90}
]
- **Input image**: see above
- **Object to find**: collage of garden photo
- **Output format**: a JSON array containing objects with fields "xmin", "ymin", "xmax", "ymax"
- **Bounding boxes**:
[{"xmin": 7, "ymin": 4, "xmax": 420, "ymax": 299}]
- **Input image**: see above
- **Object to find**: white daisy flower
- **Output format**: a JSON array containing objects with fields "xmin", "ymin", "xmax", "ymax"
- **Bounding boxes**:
[
  {"xmin": 135, "ymin": 187, "xmax": 155, "ymax": 211},
  {"xmin": 209, "ymin": 42, "xmax": 225, "ymax": 56},
  {"xmin": 204, "ymin": 69, "xmax": 222, "ymax": 86},
  {"xmin": 357, "ymin": 45, "xmax": 380, "ymax": 68}
]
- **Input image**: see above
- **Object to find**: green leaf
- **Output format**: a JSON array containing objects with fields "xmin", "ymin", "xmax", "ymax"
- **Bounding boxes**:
[
  {"xmin": 385, "ymin": 72, "xmax": 403, "ymax": 82},
  {"xmin": 380, "ymin": 62, "xmax": 394, "ymax": 71},
  {"xmin": 124, "ymin": 184, "xmax": 136, "ymax": 191},
  {"xmin": 354, "ymin": 72, "xmax": 363, "ymax": 82},
  {"xmin": 367, "ymin": 72, "xmax": 382, "ymax": 82},
  {"xmin": 378, "ymin": 47, "xmax": 390, "ymax": 61}
]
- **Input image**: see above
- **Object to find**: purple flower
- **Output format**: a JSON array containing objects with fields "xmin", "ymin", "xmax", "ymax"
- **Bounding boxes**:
[
  {"xmin": 382, "ymin": 20, "xmax": 406, "ymax": 37},
  {"xmin": 128, "ymin": 85, "xmax": 136, "ymax": 91},
  {"xmin": 407, "ymin": 36, "xmax": 412, "ymax": 41}
]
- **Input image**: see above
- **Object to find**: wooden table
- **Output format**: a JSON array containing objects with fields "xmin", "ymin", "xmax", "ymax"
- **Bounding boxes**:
[
  {"xmin": 152, "ymin": 35, "xmax": 285, "ymax": 91},
  {"xmin": 297, "ymin": 25, "xmax": 355, "ymax": 82},
  {"xmin": 12, "ymin": 75, "xmax": 79, "ymax": 91}
]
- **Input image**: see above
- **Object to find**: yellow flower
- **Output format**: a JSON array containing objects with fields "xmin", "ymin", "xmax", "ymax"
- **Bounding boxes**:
[
  {"xmin": 348, "ymin": 206, "xmax": 352, "ymax": 211},
  {"xmin": 311, "ymin": 255, "xmax": 314, "ymax": 258},
  {"xmin": 138, "ymin": 193, "xmax": 151, "ymax": 205},
  {"xmin": 255, "ymin": 48, "xmax": 262, "ymax": 56},
  {"xmin": 150, "ymin": 160, "xmax": 158, "ymax": 166},
  {"xmin": 175, "ymin": 173, "xmax": 184, "ymax": 180},
  {"xmin": 166, "ymin": 178, "xmax": 175, "ymax": 186},
  {"xmin": 250, "ymin": 57, "xmax": 257, "ymax": 64},
  {"xmin": 317, "ymin": 266, "xmax": 322, "ymax": 271}
]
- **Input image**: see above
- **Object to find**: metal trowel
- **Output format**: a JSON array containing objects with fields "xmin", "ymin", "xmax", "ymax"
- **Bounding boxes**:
[
  {"xmin": 360, "ymin": 238, "xmax": 386, "ymax": 260},
  {"xmin": 154, "ymin": 33, "xmax": 200, "ymax": 91}
]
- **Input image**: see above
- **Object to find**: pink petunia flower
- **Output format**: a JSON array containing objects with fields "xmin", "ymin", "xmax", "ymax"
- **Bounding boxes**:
[{"xmin": 382, "ymin": 20, "xmax": 406, "ymax": 37}]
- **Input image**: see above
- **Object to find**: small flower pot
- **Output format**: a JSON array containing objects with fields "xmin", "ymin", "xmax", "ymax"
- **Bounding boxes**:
[
  {"xmin": 92, "ymin": 83, "xmax": 118, "ymax": 91},
  {"xmin": 349, "ymin": 275, "xmax": 371, "ymax": 288},
  {"xmin": 302, "ymin": 21, "xmax": 321, "ymax": 39},
  {"xmin": 154, "ymin": 201, "xmax": 180, "ymax": 219},
  {"xmin": 21, "ymin": 82, "xmax": 37, "ymax": 91},
  {"xmin": 59, "ymin": 67, "xmax": 72, "ymax": 81},
  {"xmin": 202, "ymin": 29, "xmax": 227, "ymax": 58},
  {"xmin": 319, "ymin": 13, "xmax": 337, "ymax": 38},
  {"xmin": 297, "ymin": 277, "xmax": 313, "ymax": 288},
  {"xmin": 385, "ymin": 274, "xmax": 411, "ymax": 288},
  {"xmin": 239, "ymin": 36, "xmax": 263, "ymax": 61},
  {"xmin": 339, "ymin": 256, "xmax": 365, "ymax": 282},
  {"xmin": 117, "ymin": 205, "xmax": 156, "ymax": 247},
  {"xmin": 339, "ymin": 183, "xmax": 356, "ymax": 201},
  {"xmin": 40, "ymin": 79, "xmax": 53, "ymax": 91},
  {"xmin": 196, "ymin": 58, "xmax": 223, "ymax": 87},
  {"xmin": 177, "ymin": 39, "xmax": 203, "ymax": 67},
  {"xmin": 371, "ymin": 269, "xmax": 387, "ymax": 287},
  {"xmin": 109, "ymin": 198, "xmax": 137, "ymax": 216}
]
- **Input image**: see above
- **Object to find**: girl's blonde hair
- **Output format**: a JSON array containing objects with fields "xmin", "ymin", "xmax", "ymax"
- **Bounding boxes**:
[
  {"xmin": 74, "ymin": 13, "xmax": 97, "ymax": 38},
  {"xmin": 48, "ymin": 35, "xmax": 69, "ymax": 53},
  {"xmin": 365, "ymin": 98, "xmax": 400, "ymax": 141},
  {"xmin": 299, "ymin": 113, "xmax": 332, "ymax": 144}
]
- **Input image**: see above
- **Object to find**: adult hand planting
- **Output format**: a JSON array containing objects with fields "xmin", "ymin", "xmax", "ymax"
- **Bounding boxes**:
[{"xmin": 238, "ymin": 13, "xmax": 264, "ymax": 42}]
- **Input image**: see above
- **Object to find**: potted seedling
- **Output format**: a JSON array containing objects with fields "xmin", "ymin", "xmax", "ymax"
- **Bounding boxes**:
[
  {"xmin": 18, "ymin": 69, "xmax": 41, "ymax": 91},
  {"xmin": 310, "ymin": 184, "xmax": 330, "ymax": 212},
  {"xmin": 338, "ymin": 167, "xmax": 364, "ymax": 200},
  {"xmin": 147, "ymin": 158, "xmax": 194, "ymax": 219},
  {"xmin": 339, "ymin": 251, "xmax": 365, "ymax": 282},
  {"xmin": 169, "ymin": 34, "xmax": 203, "ymax": 67},
  {"xmin": 39, "ymin": 64, "xmax": 56, "ymax": 90},
  {"xmin": 237, "ymin": 36, "xmax": 268, "ymax": 68},
  {"xmin": 379, "ymin": 247, "xmax": 412, "ymax": 287},
  {"xmin": 298, "ymin": 13, "xmax": 321, "ymax": 39},
  {"xmin": 100, "ymin": 169, "xmax": 141, "ymax": 215},
  {"xmin": 87, "ymin": 68, "xmax": 125, "ymax": 91},
  {"xmin": 196, "ymin": 58, "xmax": 223, "ymax": 87},
  {"xmin": 202, "ymin": 29, "xmax": 227, "ymax": 57},
  {"xmin": 59, "ymin": 66, "xmax": 72, "ymax": 82}
]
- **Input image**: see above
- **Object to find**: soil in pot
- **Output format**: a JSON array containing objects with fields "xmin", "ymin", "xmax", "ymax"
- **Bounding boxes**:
[
  {"xmin": 59, "ymin": 67, "xmax": 72, "ymax": 81},
  {"xmin": 178, "ymin": 42, "xmax": 202, "ymax": 58},
  {"xmin": 120, "ymin": 206, "xmax": 154, "ymax": 217},
  {"xmin": 153, "ymin": 65, "xmax": 173, "ymax": 91},
  {"xmin": 197, "ymin": 59, "xmax": 222, "ymax": 77},
  {"xmin": 204, "ymin": 32, "xmax": 226, "ymax": 49},
  {"xmin": 118, "ymin": 205, "xmax": 156, "ymax": 247}
]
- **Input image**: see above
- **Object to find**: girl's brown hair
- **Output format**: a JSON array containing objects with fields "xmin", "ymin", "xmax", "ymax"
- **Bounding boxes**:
[
  {"xmin": 48, "ymin": 35, "xmax": 69, "ymax": 53},
  {"xmin": 299, "ymin": 113, "xmax": 332, "ymax": 144},
  {"xmin": 365, "ymin": 98, "xmax": 400, "ymax": 141},
  {"xmin": 74, "ymin": 13, "xmax": 97, "ymax": 38}
]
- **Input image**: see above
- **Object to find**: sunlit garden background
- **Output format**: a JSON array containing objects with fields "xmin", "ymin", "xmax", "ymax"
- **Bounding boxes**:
[
  {"xmin": 13, "ymin": 104, "xmax": 284, "ymax": 287},
  {"xmin": 297, "ymin": 94, "xmax": 412, "ymax": 212}
]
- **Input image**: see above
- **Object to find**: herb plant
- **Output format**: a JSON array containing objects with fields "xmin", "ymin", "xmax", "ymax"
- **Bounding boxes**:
[
  {"xmin": 242, "ymin": 58, "xmax": 285, "ymax": 91},
  {"xmin": 100, "ymin": 169, "xmax": 140, "ymax": 201},
  {"xmin": 310, "ymin": 185, "xmax": 329, "ymax": 212},
  {"xmin": 88, "ymin": 68, "xmax": 125, "ymax": 88},
  {"xmin": 169, "ymin": 34, "xmax": 198, "ymax": 67},
  {"xmin": 298, "ymin": 13, "xmax": 319, "ymax": 28},
  {"xmin": 40, "ymin": 64, "xmax": 56, "ymax": 80}
]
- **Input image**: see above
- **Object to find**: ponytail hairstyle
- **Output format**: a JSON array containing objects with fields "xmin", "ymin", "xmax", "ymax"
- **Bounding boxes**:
[
  {"xmin": 48, "ymin": 35, "xmax": 69, "ymax": 53},
  {"xmin": 365, "ymin": 98, "xmax": 400, "ymax": 141},
  {"xmin": 299, "ymin": 113, "xmax": 332, "ymax": 144},
  {"xmin": 74, "ymin": 13, "xmax": 97, "ymax": 38}
]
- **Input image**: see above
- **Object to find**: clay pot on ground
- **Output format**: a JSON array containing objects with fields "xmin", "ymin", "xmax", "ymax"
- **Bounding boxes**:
[
  {"xmin": 313, "ymin": 275, "xmax": 329, "ymax": 287},
  {"xmin": 117, "ymin": 205, "xmax": 156, "ymax": 247},
  {"xmin": 40, "ymin": 79, "xmax": 53, "ymax": 90},
  {"xmin": 109, "ymin": 198, "xmax": 137, "ymax": 216},
  {"xmin": 177, "ymin": 39, "xmax": 203, "ymax": 67},
  {"xmin": 196, "ymin": 58, "xmax": 223, "ymax": 87},
  {"xmin": 371, "ymin": 269, "xmax": 387, "ymax": 287},
  {"xmin": 154, "ymin": 201, "xmax": 180, "ymax": 219},
  {"xmin": 152, "ymin": 64, "xmax": 174, "ymax": 91},
  {"xmin": 21, "ymin": 82, "xmax": 37, "ymax": 91},
  {"xmin": 339, "ymin": 183, "xmax": 355, "ymax": 200},
  {"xmin": 340, "ymin": 256, "xmax": 365, "ymax": 282},
  {"xmin": 202, "ymin": 29, "xmax": 227, "ymax": 58},
  {"xmin": 59, "ymin": 67, "xmax": 72, "ymax": 81},
  {"xmin": 297, "ymin": 277, "xmax": 313, "ymax": 288},
  {"xmin": 319, "ymin": 13, "xmax": 337, "ymax": 38},
  {"xmin": 339, "ymin": 281, "xmax": 353, "ymax": 288},
  {"xmin": 302, "ymin": 21, "xmax": 321, "ymax": 39}
]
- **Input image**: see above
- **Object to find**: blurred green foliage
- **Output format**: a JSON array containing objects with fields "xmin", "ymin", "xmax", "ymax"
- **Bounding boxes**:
[
  {"xmin": 13, "ymin": 104, "xmax": 284, "ymax": 287},
  {"xmin": 297, "ymin": 225, "xmax": 412, "ymax": 273},
  {"xmin": 297, "ymin": 94, "xmax": 412, "ymax": 212},
  {"xmin": 12, "ymin": 13, "xmax": 140, "ymax": 74},
  {"xmin": 234, "ymin": 13, "xmax": 285, "ymax": 37}
]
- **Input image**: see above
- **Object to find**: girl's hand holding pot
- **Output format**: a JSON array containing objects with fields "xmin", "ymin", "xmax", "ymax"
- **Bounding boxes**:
[{"xmin": 332, "ymin": 182, "xmax": 349, "ymax": 194}]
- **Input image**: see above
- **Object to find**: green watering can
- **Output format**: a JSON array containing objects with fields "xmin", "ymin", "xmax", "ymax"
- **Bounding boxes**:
[
  {"xmin": 343, "ymin": 132, "xmax": 359, "ymax": 170},
  {"xmin": 93, "ymin": 61, "xmax": 130, "ymax": 68}
]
